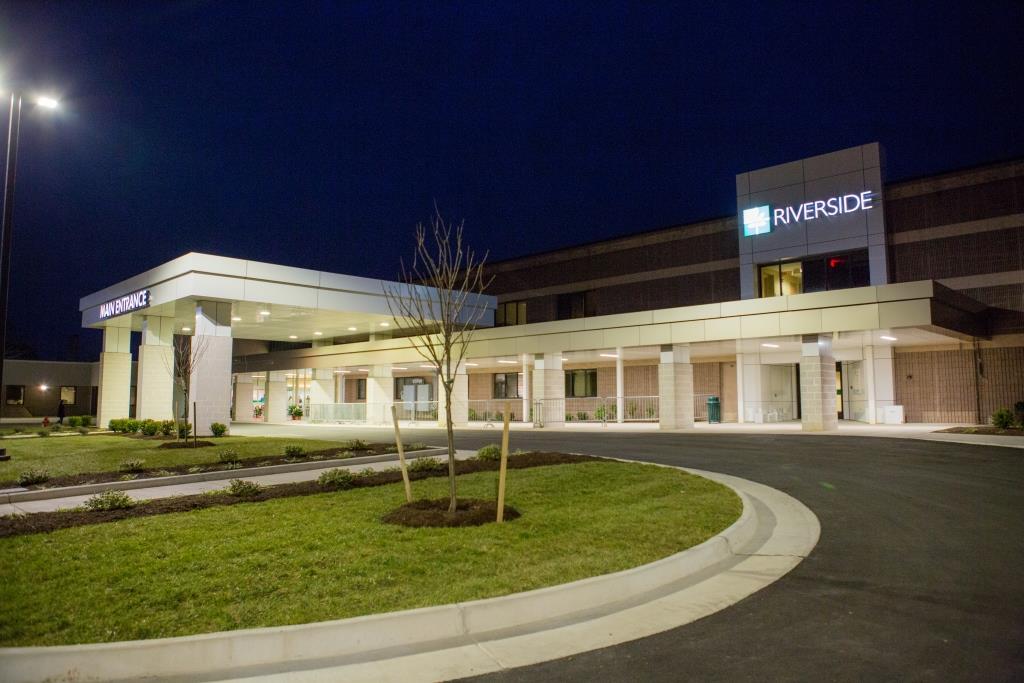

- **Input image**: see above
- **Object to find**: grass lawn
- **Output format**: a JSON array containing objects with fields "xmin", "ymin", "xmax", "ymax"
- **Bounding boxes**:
[
  {"xmin": 0, "ymin": 435, "xmax": 371, "ymax": 482},
  {"xmin": 0, "ymin": 460, "xmax": 740, "ymax": 646}
]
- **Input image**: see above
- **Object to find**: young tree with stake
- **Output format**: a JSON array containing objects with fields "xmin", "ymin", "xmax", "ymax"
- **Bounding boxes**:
[{"xmin": 383, "ymin": 208, "xmax": 492, "ymax": 513}]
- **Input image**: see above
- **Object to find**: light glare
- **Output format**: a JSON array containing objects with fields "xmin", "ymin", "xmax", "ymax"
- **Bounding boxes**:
[{"xmin": 36, "ymin": 96, "xmax": 59, "ymax": 109}]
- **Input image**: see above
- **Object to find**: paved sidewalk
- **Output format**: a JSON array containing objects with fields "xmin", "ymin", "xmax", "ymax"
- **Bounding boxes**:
[{"xmin": 0, "ymin": 449, "xmax": 477, "ymax": 516}]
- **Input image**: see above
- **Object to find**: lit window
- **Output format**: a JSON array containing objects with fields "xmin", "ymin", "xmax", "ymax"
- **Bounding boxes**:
[
  {"xmin": 5, "ymin": 385, "xmax": 24, "ymax": 405},
  {"xmin": 493, "ymin": 373, "xmax": 520, "ymax": 399},
  {"xmin": 60, "ymin": 386, "xmax": 77, "ymax": 405}
]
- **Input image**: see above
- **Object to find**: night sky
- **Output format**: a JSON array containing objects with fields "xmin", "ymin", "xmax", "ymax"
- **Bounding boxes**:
[{"xmin": 1, "ymin": 1, "xmax": 1021, "ymax": 360}]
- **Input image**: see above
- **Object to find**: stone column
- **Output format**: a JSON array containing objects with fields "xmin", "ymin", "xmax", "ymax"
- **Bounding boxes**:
[
  {"xmin": 532, "ymin": 353, "xmax": 564, "ymax": 426},
  {"xmin": 136, "ymin": 316, "xmax": 175, "ymax": 421},
  {"xmin": 658, "ymin": 344, "xmax": 694, "ymax": 429},
  {"xmin": 233, "ymin": 377, "xmax": 254, "ymax": 422},
  {"xmin": 615, "ymin": 347, "xmax": 625, "ymax": 423},
  {"xmin": 336, "ymin": 372, "xmax": 346, "ymax": 403},
  {"xmin": 189, "ymin": 301, "xmax": 233, "ymax": 436},
  {"xmin": 736, "ymin": 351, "xmax": 765, "ymax": 423},
  {"xmin": 366, "ymin": 365, "xmax": 393, "ymax": 424},
  {"xmin": 265, "ymin": 371, "xmax": 288, "ymax": 423},
  {"xmin": 97, "ymin": 326, "xmax": 132, "ymax": 428},
  {"xmin": 437, "ymin": 362, "xmax": 469, "ymax": 427},
  {"xmin": 521, "ymin": 354, "xmax": 531, "ymax": 423},
  {"xmin": 800, "ymin": 334, "xmax": 838, "ymax": 431},
  {"xmin": 864, "ymin": 344, "xmax": 896, "ymax": 424}
]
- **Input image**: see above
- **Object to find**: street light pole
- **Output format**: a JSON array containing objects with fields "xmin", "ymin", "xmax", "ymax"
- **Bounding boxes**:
[{"xmin": 0, "ymin": 93, "xmax": 23, "ymax": 419}]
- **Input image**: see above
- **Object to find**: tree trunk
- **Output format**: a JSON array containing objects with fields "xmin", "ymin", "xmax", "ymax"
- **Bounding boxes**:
[{"xmin": 444, "ymin": 379, "xmax": 457, "ymax": 513}]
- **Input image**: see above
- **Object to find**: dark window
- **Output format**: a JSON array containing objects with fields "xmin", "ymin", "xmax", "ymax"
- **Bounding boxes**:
[
  {"xmin": 758, "ymin": 249, "xmax": 870, "ymax": 298},
  {"xmin": 565, "ymin": 369, "xmax": 598, "ymax": 397},
  {"xmin": 5, "ymin": 385, "xmax": 24, "ymax": 405},
  {"xmin": 495, "ymin": 301, "xmax": 527, "ymax": 326},
  {"xmin": 557, "ymin": 292, "xmax": 594, "ymax": 320},
  {"xmin": 493, "ymin": 373, "xmax": 520, "ymax": 399},
  {"xmin": 355, "ymin": 378, "xmax": 366, "ymax": 400},
  {"xmin": 394, "ymin": 376, "xmax": 432, "ymax": 400}
]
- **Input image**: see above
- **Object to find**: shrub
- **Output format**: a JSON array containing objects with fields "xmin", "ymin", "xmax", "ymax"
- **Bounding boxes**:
[
  {"xmin": 140, "ymin": 420, "xmax": 159, "ymax": 436},
  {"xmin": 992, "ymin": 408, "xmax": 1015, "ymax": 429},
  {"xmin": 17, "ymin": 468, "xmax": 49, "ymax": 486},
  {"xmin": 357, "ymin": 467, "xmax": 377, "ymax": 477},
  {"xmin": 124, "ymin": 419, "xmax": 141, "ymax": 434},
  {"xmin": 119, "ymin": 459, "xmax": 146, "ymax": 473},
  {"xmin": 159, "ymin": 420, "xmax": 175, "ymax": 436},
  {"xmin": 345, "ymin": 439, "xmax": 368, "ymax": 450},
  {"xmin": 408, "ymin": 456, "xmax": 442, "ymax": 472},
  {"xmin": 406, "ymin": 442, "xmax": 428, "ymax": 451},
  {"xmin": 318, "ymin": 468, "xmax": 355, "ymax": 490},
  {"xmin": 80, "ymin": 415, "xmax": 92, "ymax": 427},
  {"xmin": 284, "ymin": 445, "xmax": 305, "ymax": 458},
  {"xmin": 120, "ymin": 474, "xmax": 138, "ymax": 481},
  {"xmin": 187, "ymin": 465, "xmax": 203, "ymax": 474},
  {"xmin": 217, "ymin": 448, "xmax": 241, "ymax": 464},
  {"xmin": 468, "ymin": 408, "xmax": 479, "ymax": 421},
  {"xmin": 107, "ymin": 418, "xmax": 122, "ymax": 432},
  {"xmin": 210, "ymin": 422, "xmax": 228, "ymax": 437},
  {"xmin": 288, "ymin": 405, "xmax": 304, "ymax": 418},
  {"xmin": 12, "ymin": 426, "xmax": 24, "ymax": 433},
  {"xmin": 66, "ymin": 416, "xmax": 82, "ymax": 428},
  {"xmin": 83, "ymin": 490, "xmax": 135, "ymax": 511},
  {"xmin": 225, "ymin": 479, "xmax": 263, "ymax": 497},
  {"xmin": 50, "ymin": 424, "xmax": 63, "ymax": 433},
  {"xmin": 77, "ymin": 426, "xmax": 90, "ymax": 435},
  {"xmin": 37, "ymin": 428, "xmax": 50, "ymax": 437},
  {"xmin": 152, "ymin": 470, "xmax": 174, "ymax": 477},
  {"xmin": 177, "ymin": 422, "xmax": 193, "ymax": 438},
  {"xmin": 476, "ymin": 443, "xmax": 502, "ymax": 461}
]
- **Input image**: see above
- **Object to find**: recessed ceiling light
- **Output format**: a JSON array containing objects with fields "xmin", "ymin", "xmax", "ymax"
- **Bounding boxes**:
[
  {"xmin": 880, "ymin": 335, "xmax": 898, "ymax": 341},
  {"xmin": 497, "ymin": 359, "xmax": 518, "ymax": 364},
  {"xmin": 560, "ymin": 357, "xmax": 569, "ymax": 361},
  {"xmin": 314, "ymin": 331, "xmax": 323, "ymax": 336},
  {"xmin": 419, "ymin": 365, "xmax": 434, "ymax": 369},
  {"xmin": 259, "ymin": 310, "xmax": 271, "ymax": 316},
  {"xmin": 357, "ymin": 368, "xmax": 368, "ymax": 372},
  {"xmin": 599, "ymin": 353, "xmax": 619, "ymax": 358},
  {"xmin": 231, "ymin": 316, "xmax": 242, "ymax": 322},
  {"xmin": 334, "ymin": 370, "xmax": 349, "ymax": 374},
  {"xmin": 347, "ymin": 326, "xmax": 357, "ymax": 331},
  {"xmin": 380, "ymin": 322, "xmax": 390, "ymax": 327},
  {"xmin": 761, "ymin": 343, "xmax": 779, "ymax": 348},
  {"xmin": 288, "ymin": 335, "xmax": 297, "ymax": 339},
  {"xmin": 181, "ymin": 326, "xmax": 191, "ymax": 332},
  {"xmin": 465, "ymin": 362, "xmax": 479, "ymax": 367}
]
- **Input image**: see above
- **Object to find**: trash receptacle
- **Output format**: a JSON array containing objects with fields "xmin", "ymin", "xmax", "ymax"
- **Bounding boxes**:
[{"xmin": 707, "ymin": 396, "xmax": 721, "ymax": 424}]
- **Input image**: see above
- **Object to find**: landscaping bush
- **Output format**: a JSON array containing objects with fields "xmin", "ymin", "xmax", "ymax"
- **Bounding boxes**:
[
  {"xmin": 225, "ymin": 479, "xmax": 263, "ymax": 497},
  {"xmin": 210, "ymin": 422, "xmax": 228, "ymax": 437},
  {"xmin": 83, "ymin": 490, "xmax": 135, "ymax": 511},
  {"xmin": 217, "ymin": 448, "xmax": 241, "ymax": 464},
  {"xmin": 108, "ymin": 418, "xmax": 125, "ymax": 432},
  {"xmin": 140, "ymin": 420, "xmax": 159, "ymax": 436},
  {"xmin": 476, "ymin": 443, "xmax": 502, "ymax": 461},
  {"xmin": 408, "ymin": 456, "xmax": 442, "ymax": 472},
  {"xmin": 50, "ymin": 424, "xmax": 63, "ymax": 433},
  {"xmin": 177, "ymin": 422, "xmax": 192, "ymax": 438},
  {"xmin": 344, "ymin": 439, "xmax": 368, "ymax": 450},
  {"xmin": 406, "ymin": 442, "xmax": 428, "ymax": 451},
  {"xmin": 80, "ymin": 415, "xmax": 92, "ymax": 427},
  {"xmin": 17, "ymin": 468, "xmax": 49, "ymax": 486},
  {"xmin": 119, "ymin": 459, "xmax": 146, "ymax": 473},
  {"xmin": 288, "ymin": 405, "xmax": 304, "ymax": 418},
  {"xmin": 66, "ymin": 416, "xmax": 82, "ymax": 428},
  {"xmin": 159, "ymin": 420, "xmax": 175, "ymax": 437},
  {"xmin": 318, "ymin": 468, "xmax": 355, "ymax": 490},
  {"xmin": 992, "ymin": 407, "xmax": 1015, "ymax": 429},
  {"xmin": 12, "ymin": 426, "xmax": 24, "ymax": 433},
  {"xmin": 283, "ymin": 445, "xmax": 305, "ymax": 458},
  {"xmin": 77, "ymin": 426, "xmax": 90, "ymax": 435},
  {"xmin": 124, "ymin": 419, "xmax": 141, "ymax": 434},
  {"xmin": 37, "ymin": 428, "xmax": 50, "ymax": 437}
]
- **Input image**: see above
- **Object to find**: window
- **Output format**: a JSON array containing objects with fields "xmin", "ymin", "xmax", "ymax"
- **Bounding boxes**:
[
  {"xmin": 565, "ymin": 369, "xmax": 598, "ymax": 397},
  {"xmin": 60, "ymin": 386, "xmax": 77, "ymax": 405},
  {"xmin": 759, "ymin": 250, "xmax": 870, "ymax": 298},
  {"xmin": 495, "ymin": 301, "xmax": 527, "ymax": 326},
  {"xmin": 394, "ymin": 376, "xmax": 432, "ymax": 401},
  {"xmin": 493, "ymin": 373, "xmax": 520, "ymax": 399},
  {"xmin": 557, "ymin": 291, "xmax": 595, "ymax": 320},
  {"xmin": 355, "ymin": 378, "xmax": 366, "ymax": 400},
  {"xmin": 5, "ymin": 385, "xmax": 24, "ymax": 405}
]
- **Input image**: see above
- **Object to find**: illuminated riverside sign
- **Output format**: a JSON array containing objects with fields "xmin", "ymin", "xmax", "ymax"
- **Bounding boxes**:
[
  {"xmin": 743, "ymin": 190, "xmax": 875, "ymax": 236},
  {"xmin": 99, "ymin": 289, "xmax": 151, "ymax": 319}
]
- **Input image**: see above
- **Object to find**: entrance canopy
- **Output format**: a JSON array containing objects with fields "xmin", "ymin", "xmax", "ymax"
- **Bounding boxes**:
[{"xmin": 79, "ymin": 252, "xmax": 497, "ymax": 341}]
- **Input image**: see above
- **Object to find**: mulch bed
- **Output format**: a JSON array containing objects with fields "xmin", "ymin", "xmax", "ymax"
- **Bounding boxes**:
[
  {"xmin": 1, "ymin": 443, "xmax": 401, "ymax": 490},
  {"xmin": 936, "ymin": 426, "xmax": 1024, "ymax": 437},
  {"xmin": 382, "ymin": 498, "xmax": 520, "ymax": 527},
  {"xmin": 0, "ymin": 452, "xmax": 594, "ymax": 538}
]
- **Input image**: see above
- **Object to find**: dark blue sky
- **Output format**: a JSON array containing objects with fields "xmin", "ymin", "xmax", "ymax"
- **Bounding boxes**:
[{"xmin": 1, "ymin": 1, "xmax": 1022, "ymax": 360}]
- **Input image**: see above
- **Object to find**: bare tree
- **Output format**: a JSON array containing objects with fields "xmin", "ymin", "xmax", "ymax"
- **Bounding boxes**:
[
  {"xmin": 161, "ymin": 334, "xmax": 209, "ymax": 442},
  {"xmin": 383, "ymin": 208, "xmax": 492, "ymax": 513}
]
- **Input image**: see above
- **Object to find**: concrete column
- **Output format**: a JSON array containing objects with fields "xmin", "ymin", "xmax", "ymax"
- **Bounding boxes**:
[
  {"xmin": 437, "ymin": 362, "xmax": 468, "ymax": 427},
  {"xmin": 336, "ymin": 373, "xmax": 346, "ymax": 403},
  {"xmin": 97, "ymin": 327, "xmax": 132, "ymax": 428},
  {"xmin": 615, "ymin": 347, "xmax": 625, "ymax": 423},
  {"xmin": 233, "ymin": 378, "xmax": 254, "ymax": 422},
  {"xmin": 532, "ymin": 353, "xmax": 564, "ymax": 426},
  {"xmin": 521, "ymin": 355, "xmax": 531, "ymax": 423},
  {"xmin": 736, "ymin": 351, "xmax": 765, "ymax": 423},
  {"xmin": 265, "ymin": 371, "xmax": 288, "ymax": 423},
  {"xmin": 136, "ymin": 316, "xmax": 175, "ymax": 421},
  {"xmin": 864, "ymin": 344, "xmax": 896, "ymax": 424},
  {"xmin": 309, "ymin": 368, "xmax": 334, "ymax": 405},
  {"xmin": 366, "ymin": 365, "xmax": 393, "ymax": 424},
  {"xmin": 800, "ymin": 334, "xmax": 838, "ymax": 431},
  {"xmin": 189, "ymin": 301, "xmax": 233, "ymax": 436},
  {"xmin": 658, "ymin": 344, "xmax": 694, "ymax": 429}
]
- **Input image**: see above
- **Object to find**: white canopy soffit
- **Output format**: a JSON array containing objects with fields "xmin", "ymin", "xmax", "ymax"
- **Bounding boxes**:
[{"xmin": 79, "ymin": 252, "xmax": 497, "ymax": 342}]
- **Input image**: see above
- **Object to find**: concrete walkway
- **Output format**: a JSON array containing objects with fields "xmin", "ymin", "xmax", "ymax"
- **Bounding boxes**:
[{"xmin": 0, "ymin": 449, "xmax": 476, "ymax": 516}]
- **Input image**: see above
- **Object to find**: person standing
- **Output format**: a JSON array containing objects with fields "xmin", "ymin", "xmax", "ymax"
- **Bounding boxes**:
[{"xmin": 57, "ymin": 399, "xmax": 66, "ymax": 425}]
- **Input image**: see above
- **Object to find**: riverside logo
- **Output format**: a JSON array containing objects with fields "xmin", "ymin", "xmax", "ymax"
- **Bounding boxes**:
[
  {"xmin": 99, "ymin": 289, "xmax": 151, "ymax": 319},
  {"xmin": 743, "ymin": 190, "xmax": 876, "ymax": 237}
]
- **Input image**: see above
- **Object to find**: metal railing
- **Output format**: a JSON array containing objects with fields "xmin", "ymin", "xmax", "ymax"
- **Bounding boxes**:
[
  {"xmin": 393, "ymin": 400, "xmax": 439, "ymax": 422},
  {"xmin": 467, "ymin": 399, "xmax": 524, "ymax": 423},
  {"xmin": 306, "ymin": 402, "xmax": 367, "ymax": 423},
  {"xmin": 531, "ymin": 396, "xmax": 661, "ymax": 426},
  {"xmin": 693, "ymin": 393, "xmax": 716, "ymax": 421},
  {"xmin": 740, "ymin": 401, "xmax": 797, "ymax": 423}
]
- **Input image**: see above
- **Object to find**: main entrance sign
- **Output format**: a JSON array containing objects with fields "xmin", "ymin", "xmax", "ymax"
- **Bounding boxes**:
[
  {"xmin": 99, "ymin": 289, "xmax": 151, "ymax": 319},
  {"xmin": 743, "ymin": 190, "xmax": 875, "ymax": 237}
]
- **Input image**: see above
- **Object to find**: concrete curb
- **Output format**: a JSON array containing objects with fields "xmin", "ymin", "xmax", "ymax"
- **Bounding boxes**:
[
  {"xmin": 0, "ymin": 448, "xmax": 447, "ymax": 504},
  {"xmin": 0, "ymin": 465, "xmax": 818, "ymax": 683}
]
